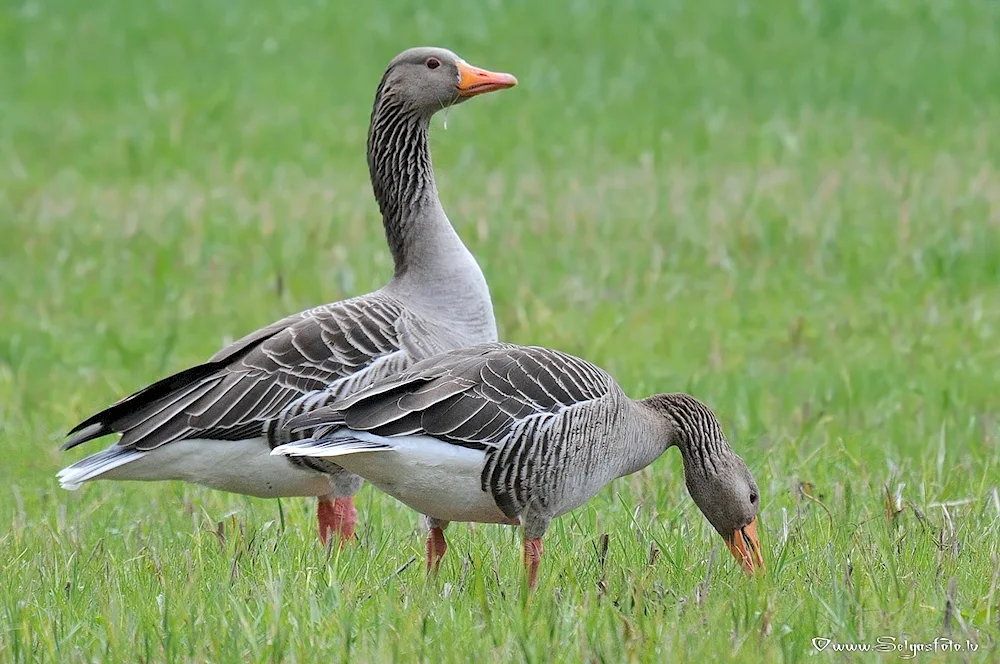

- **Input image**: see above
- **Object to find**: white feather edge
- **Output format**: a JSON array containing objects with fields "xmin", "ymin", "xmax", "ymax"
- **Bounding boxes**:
[{"xmin": 271, "ymin": 430, "xmax": 394, "ymax": 458}]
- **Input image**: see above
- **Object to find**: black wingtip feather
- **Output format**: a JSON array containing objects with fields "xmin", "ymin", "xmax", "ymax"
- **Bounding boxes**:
[
  {"xmin": 62, "ymin": 361, "xmax": 225, "ymax": 449},
  {"xmin": 61, "ymin": 423, "xmax": 108, "ymax": 451}
]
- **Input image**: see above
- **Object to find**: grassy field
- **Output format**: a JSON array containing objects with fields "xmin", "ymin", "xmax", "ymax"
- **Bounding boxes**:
[{"xmin": 2, "ymin": 0, "xmax": 1000, "ymax": 660}]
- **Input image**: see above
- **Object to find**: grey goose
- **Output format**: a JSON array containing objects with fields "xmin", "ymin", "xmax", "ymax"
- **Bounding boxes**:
[
  {"xmin": 58, "ymin": 47, "xmax": 517, "ymax": 545},
  {"xmin": 271, "ymin": 343, "xmax": 764, "ymax": 588}
]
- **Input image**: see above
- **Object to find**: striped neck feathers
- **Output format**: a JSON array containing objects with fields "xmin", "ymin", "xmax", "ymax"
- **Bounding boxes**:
[
  {"xmin": 367, "ymin": 77, "xmax": 442, "ymax": 277},
  {"xmin": 638, "ymin": 393, "xmax": 734, "ymax": 479}
]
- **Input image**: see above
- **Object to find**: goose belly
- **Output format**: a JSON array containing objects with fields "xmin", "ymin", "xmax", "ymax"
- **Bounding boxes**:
[
  {"xmin": 333, "ymin": 436, "xmax": 516, "ymax": 525},
  {"xmin": 99, "ymin": 438, "xmax": 334, "ymax": 498}
]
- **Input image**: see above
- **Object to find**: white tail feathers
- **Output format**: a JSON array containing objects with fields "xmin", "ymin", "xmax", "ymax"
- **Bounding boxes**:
[{"xmin": 57, "ymin": 446, "xmax": 147, "ymax": 490}]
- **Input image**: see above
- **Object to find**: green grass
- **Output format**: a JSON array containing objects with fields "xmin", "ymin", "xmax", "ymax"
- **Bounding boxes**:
[{"xmin": 2, "ymin": 0, "xmax": 1000, "ymax": 660}]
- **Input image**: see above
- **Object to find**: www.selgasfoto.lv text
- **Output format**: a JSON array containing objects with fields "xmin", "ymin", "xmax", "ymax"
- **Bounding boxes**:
[{"xmin": 812, "ymin": 636, "xmax": 979, "ymax": 657}]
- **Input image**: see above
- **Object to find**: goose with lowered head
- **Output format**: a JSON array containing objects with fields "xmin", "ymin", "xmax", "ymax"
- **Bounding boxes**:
[{"xmin": 272, "ymin": 343, "xmax": 764, "ymax": 588}]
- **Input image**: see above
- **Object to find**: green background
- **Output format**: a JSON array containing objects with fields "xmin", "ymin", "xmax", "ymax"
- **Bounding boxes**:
[{"xmin": 2, "ymin": 0, "xmax": 999, "ymax": 661}]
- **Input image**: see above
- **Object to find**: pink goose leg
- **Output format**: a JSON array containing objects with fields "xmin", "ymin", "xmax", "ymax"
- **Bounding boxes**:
[
  {"xmin": 426, "ymin": 526, "xmax": 448, "ymax": 574},
  {"xmin": 317, "ymin": 496, "xmax": 358, "ymax": 546},
  {"xmin": 523, "ymin": 537, "xmax": 544, "ymax": 590}
]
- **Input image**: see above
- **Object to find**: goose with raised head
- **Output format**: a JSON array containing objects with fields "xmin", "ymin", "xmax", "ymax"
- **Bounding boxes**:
[
  {"xmin": 57, "ymin": 47, "xmax": 517, "ymax": 545},
  {"xmin": 271, "ymin": 343, "xmax": 764, "ymax": 588}
]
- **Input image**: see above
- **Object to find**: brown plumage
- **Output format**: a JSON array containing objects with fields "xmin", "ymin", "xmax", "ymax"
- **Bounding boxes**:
[
  {"xmin": 273, "ymin": 343, "xmax": 765, "ymax": 588},
  {"xmin": 57, "ymin": 47, "xmax": 518, "ymax": 546}
]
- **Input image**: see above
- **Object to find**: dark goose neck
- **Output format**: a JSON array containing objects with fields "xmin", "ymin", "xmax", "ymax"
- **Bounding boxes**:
[
  {"xmin": 637, "ymin": 393, "xmax": 730, "ymax": 479},
  {"xmin": 367, "ymin": 78, "xmax": 438, "ymax": 277}
]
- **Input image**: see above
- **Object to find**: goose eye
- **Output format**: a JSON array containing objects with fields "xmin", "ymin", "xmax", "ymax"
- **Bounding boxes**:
[
  {"xmin": 426, "ymin": 57, "xmax": 441, "ymax": 70},
  {"xmin": 750, "ymin": 492, "xmax": 758, "ymax": 505}
]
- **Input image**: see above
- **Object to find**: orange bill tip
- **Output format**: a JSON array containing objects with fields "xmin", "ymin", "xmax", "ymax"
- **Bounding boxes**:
[
  {"xmin": 726, "ymin": 517, "xmax": 765, "ymax": 576},
  {"xmin": 456, "ymin": 60, "xmax": 518, "ymax": 97}
]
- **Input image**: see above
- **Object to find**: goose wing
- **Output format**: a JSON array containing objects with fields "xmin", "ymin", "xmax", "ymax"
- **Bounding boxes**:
[
  {"xmin": 63, "ymin": 294, "xmax": 424, "ymax": 452},
  {"xmin": 282, "ymin": 343, "xmax": 617, "ymax": 450},
  {"xmin": 277, "ymin": 343, "xmax": 620, "ymax": 517}
]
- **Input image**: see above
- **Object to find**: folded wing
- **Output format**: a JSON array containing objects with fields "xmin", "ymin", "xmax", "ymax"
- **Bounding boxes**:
[
  {"xmin": 279, "ymin": 344, "xmax": 620, "ymax": 515},
  {"xmin": 64, "ymin": 295, "xmax": 420, "ymax": 453}
]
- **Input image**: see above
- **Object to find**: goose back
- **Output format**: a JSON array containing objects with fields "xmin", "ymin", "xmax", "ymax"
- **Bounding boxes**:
[{"xmin": 281, "ymin": 344, "xmax": 658, "ymax": 524}]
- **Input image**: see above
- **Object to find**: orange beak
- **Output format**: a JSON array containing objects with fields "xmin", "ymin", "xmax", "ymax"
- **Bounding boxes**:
[
  {"xmin": 726, "ymin": 518, "xmax": 764, "ymax": 576},
  {"xmin": 456, "ymin": 60, "xmax": 518, "ymax": 97}
]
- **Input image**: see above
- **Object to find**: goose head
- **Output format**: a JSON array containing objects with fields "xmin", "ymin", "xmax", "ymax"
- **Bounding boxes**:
[
  {"xmin": 643, "ymin": 393, "xmax": 764, "ymax": 575},
  {"xmin": 685, "ymin": 447, "xmax": 763, "ymax": 575},
  {"xmin": 378, "ymin": 47, "xmax": 517, "ymax": 116}
]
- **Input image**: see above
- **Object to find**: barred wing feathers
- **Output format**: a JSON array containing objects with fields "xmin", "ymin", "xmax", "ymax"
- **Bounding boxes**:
[
  {"xmin": 284, "ymin": 344, "xmax": 622, "ymax": 517},
  {"xmin": 64, "ymin": 294, "xmax": 423, "ymax": 453}
]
